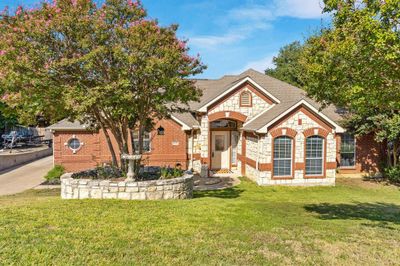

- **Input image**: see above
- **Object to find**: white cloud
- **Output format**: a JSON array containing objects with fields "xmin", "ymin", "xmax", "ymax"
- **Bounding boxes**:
[
  {"xmin": 275, "ymin": 0, "xmax": 325, "ymax": 19},
  {"xmin": 228, "ymin": 6, "xmax": 274, "ymax": 21},
  {"xmin": 190, "ymin": 33, "xmax": 245, "ymax": 47},
  {"xmin": 189, "ymin": 22, "xmax": 271, "ymax": 49},
  {"xmin": 228, "ymin": 0, "xmax": 325, "ymax": 22},
  {"xmin": 234, "ymin": 54, "xmax": 276, "ymax": 74}
]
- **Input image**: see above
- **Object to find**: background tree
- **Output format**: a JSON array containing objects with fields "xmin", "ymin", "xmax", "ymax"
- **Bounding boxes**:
[
  {"xmin": 300, "ymin": 0, "xmax": 400, "ymax": 167},
  {"xmin": 265, "ymin": 41, "xmax": 304, "ymax": 87},
  {"xmin": 0, "ymin": 0, "xmax": 205, "ymax": 177}
]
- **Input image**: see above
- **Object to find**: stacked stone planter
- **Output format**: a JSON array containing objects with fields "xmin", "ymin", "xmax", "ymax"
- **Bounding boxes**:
[{"xmin": 60, "ymin": 173, "xmax": 193, "ymax": 200}]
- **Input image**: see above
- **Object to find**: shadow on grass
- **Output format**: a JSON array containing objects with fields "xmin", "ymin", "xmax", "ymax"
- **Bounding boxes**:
[
  {"xmin": 194, "ymin": 187, "xmax": 244, "ymax": 199},
  {"xmin": 305, "ymin": 202, "xmax": 400, "ymax": 226}
]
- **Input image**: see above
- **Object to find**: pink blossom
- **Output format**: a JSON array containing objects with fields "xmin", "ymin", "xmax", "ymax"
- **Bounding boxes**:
[
  {"xmin": 16, "ymin": 6, "xmax": 23, "ymax": 16},
  {"xmin": 127, "ymin": 0, "xmax": 133, "ymax": 6},
  {"xmin": 2, "ymin": 94, "xmax": 9, "ymax": 100},
  {"xmin": 177, "ymin": 40, "xmax": 186, "ymax": 49},
  {"xmin": 0, "ymin": 50, "xmax": 6, "ymax": 56},
  {"xmin": 71, "ymin": 0, "xmax": 77, "ymax": 7}
]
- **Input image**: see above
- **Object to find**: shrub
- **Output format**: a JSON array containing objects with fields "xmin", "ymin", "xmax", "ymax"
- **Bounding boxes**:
[
  {"xmin": 385, "ymin": 165, "xmax": 400, "ymax": 184},
  {"xmin": 71, "ymin": 166, "xmax": 123, "ymax": 180},
  {"xmin": 44, "ymin": 165, "xmax": 65, "ymax": 184},
  {"xmin": 160, "ymin": 167, "xmax": 184, "ymax": 179}
]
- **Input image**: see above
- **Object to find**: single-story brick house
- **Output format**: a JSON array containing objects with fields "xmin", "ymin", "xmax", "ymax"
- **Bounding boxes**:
[{"xmin": 47, "ymin": 69, "xmax": 384, "ymax": 185}]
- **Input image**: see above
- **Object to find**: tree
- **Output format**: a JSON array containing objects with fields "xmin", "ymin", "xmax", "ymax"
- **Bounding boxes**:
[
  {"xmin": 300, "ymin": 0, "xmax": 400, "ymax": 167},
  {"xmin": 0, "ymin": 0, "xmax": 205, "ymax": 177},
  {"xmin": 265, "ymin": 41, "xmax": 304, "ymax": 87}
]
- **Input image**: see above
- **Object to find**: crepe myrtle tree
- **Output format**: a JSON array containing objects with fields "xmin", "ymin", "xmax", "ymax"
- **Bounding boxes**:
[{"xmin": 0, "ymin": 0, "xmax": 205, "ymax": 178}]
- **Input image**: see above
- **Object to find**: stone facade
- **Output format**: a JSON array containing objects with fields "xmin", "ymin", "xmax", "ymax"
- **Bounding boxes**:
[
  {"xmin": 242, "ymin": 108, "xmax": 337, "ymax": 186},
  {"xmin": 61, "ymin": 173, "xmax": 194, "ymax": 200},
  {"xmin": 208, "ymin": 86, "xmax": 272, "ymax": 120}
]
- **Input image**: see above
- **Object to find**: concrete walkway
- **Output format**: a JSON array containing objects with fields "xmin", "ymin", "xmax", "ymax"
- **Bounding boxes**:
[
  {"xmin": 0, "ymin": 156, "xmax": 53, "ymax": 196},
  {"xmin": 194, "ymin": 174, "xmax": 241, "ymax": 191}
]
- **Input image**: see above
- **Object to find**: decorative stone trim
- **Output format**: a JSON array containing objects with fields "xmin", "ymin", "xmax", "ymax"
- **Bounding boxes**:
[
  {"xmin": 208, "ymin": 111, "xmax": 247, "ymax": 123},
  {"xmin": 270, "ymin": 127, "xmax": 297, "ymax": 138},
  {"xmin": 60, "ymin": 173, "xmax": 194, "ymax": 200},
  {"xmin": 303, "ymin": 127, "xmax": 329, "ymax": 138}
]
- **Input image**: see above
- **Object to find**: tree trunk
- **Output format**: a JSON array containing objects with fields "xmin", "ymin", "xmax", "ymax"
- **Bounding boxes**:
[
  {"xmin": 93, "ymin": 109, "xmax": 118, "ymax": 167},
  {"xmin": 101, "ymin": 126, "xmax": 118, "ymax": 167},
  {"xmin": 393, "ymin": 140, "xmax": 399, "ymax": 167},
  {"xmin": 133, "ymin": 122, "xmax": 144, "ymax": 179}
]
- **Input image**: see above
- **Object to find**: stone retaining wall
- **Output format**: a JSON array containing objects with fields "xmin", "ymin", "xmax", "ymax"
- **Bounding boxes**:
[{"xmin": 61, "ymin": 173, "xmax": 193, "ymax": 200}]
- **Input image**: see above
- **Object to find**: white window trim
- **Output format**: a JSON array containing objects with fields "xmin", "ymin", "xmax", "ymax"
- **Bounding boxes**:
[
  {"xmin": 272, "ymin": 137, "xmax": 293, "ymax": 177},
  {"xmin": 305, "ymin": 136, "xmax": 325, "ymax": 177},
  {"xmin": 133, "ymin": 130, "xmax": 151, "ymax": 153},
  {"xmin": 64, "ymin": 135, "xmax": 84, "ymax": 154}
]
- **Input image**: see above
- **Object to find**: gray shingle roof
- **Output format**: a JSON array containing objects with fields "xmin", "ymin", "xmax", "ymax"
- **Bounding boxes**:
[
  {"xmin": 48, "ymin": 69, "xmax": 344, "ymax": 132},
  {"xmin": 172, "ymin": 112, "xmax": 199, "ymax": 128},
  {"xmin": 190, "ymin": 69, "xmax": 344, "ymax": 131},
  {"xmin": 47, "ymin": 119, "xmax": 89, "ymax": 131}
]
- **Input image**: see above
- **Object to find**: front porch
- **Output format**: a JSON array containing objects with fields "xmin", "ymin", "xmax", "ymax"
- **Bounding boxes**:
[{"xmin": 208, "ymin": 118, "xmax": 242, "ymax": 177}]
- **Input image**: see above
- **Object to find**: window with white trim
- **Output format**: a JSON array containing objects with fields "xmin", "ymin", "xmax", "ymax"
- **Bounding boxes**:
[
  {"xmin": 305, "ymin": 136, "xmax": 324, "ymax": 176},
  {"xmin": 340, "ymin": 133, "xmax": 356, "ymax": 167},
  {"xmin": 273, "ymin": 136, "xmax": 292, "ymax": 177},
  {"xmin": 132, "ymin": 130, "xmax": 151, "ymax": 153},
  {"xmin": 240, "ymin": 91, "xmax": 251, "ymax": 106}
]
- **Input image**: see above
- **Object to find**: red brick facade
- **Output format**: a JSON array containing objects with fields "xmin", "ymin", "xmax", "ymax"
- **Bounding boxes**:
[
  {"xmin": 336, "ymin": 133, "xmax": 384, "ymax": 174},
  {"xmin": 53, "ymin": 119, "xmax": 188, "ymax": 172}
]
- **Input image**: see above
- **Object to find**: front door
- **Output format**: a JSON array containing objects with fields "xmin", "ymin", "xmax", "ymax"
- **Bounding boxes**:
[{"xmin": 211, "ymin": 131, "xmax": 230, "ymax": 169}]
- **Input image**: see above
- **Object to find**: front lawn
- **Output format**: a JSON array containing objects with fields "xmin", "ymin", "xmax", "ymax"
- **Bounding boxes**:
[{"xmin": 0, "ymin": 178, "xmax": 399, "ymax": 265}]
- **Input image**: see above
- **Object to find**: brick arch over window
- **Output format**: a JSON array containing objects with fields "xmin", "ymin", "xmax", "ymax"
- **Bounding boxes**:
[
  {"xmin": 208, "ymin": 111, "xmax": 247, "ymax": 123},
  {"xmin": 240, "ymin": 91, "xmax": 252, "ymax": 107},
  {"xmin": 270, "ymin": 127, "xmax": 298, "ymax": 138},
  {"xmin": 303, "ymin": 127, "xmax": 329, "ymax": 138}
]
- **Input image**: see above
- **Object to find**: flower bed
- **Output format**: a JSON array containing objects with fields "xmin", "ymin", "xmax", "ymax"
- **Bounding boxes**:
[{"xmin": 60, "ymin": 173, "xmax": 193, "ymax": 200}]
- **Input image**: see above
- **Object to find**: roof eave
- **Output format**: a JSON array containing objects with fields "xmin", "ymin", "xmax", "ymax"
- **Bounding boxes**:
[{"xmin": 255, "ymin": 99, "xmax": 345, "ymax": 134}]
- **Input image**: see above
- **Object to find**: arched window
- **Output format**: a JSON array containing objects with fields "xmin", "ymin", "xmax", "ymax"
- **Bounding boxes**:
[
  {"xmin": 240, "ymin": 91, "xmax": 252, "ymax": 107},
  {"xmin": 273, "ymin": 136, "xmax": 293, "ymax": 177},
  {"xmin": 305, "ymin": 136, "xmax": 324, "ymax": 176}
]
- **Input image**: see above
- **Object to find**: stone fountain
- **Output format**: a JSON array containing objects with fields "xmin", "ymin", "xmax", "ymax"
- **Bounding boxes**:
[{"xmin": 121, "ymin": 153, "xmax": 142, "ymax": 180}]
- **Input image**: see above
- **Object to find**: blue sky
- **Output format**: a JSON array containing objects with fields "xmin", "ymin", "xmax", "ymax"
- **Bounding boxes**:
[{"xmin": 1, "ymin": 0, "xmax": 330, "ymax": 79}]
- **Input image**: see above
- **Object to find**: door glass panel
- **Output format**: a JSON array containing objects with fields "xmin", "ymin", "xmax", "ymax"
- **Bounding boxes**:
[{"xmin": 215, "ymin": 135, "xmax": 225, "ymax": 151}]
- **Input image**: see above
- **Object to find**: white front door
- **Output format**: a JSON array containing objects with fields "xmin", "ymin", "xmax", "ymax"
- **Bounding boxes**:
[{"xmin": 211, "ymin": 131, "xmax": 230, "ymax": 169}]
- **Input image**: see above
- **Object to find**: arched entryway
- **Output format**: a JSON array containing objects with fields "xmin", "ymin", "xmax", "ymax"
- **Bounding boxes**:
[{"xmin": 208, "ymin": 111, "xmax": 247, "ymax": 172}]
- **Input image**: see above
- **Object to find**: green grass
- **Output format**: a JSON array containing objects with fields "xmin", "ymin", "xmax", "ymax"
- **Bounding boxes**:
[{"xmin": 0, "ymin": 178, "xmax": 399, "ymax": 265}]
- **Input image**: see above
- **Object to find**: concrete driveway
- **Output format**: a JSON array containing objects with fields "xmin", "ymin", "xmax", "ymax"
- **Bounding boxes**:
[{"xmin": 0, "ymin": 156, "xmax": 53, "ymax": 196}]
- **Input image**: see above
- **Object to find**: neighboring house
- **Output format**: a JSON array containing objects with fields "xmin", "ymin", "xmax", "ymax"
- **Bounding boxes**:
[{"xmin": 47, "ymin": 69, "xmax": 384, "ymax": 185}]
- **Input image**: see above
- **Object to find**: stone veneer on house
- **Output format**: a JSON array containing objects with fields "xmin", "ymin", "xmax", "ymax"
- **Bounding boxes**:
[
  {"xmin": 61, "ymin": 173, "xmax": 194, "ymax": 200},
  {"xmin": 242, "ymin": 110, "xmax": 337, "ymax": 186}
]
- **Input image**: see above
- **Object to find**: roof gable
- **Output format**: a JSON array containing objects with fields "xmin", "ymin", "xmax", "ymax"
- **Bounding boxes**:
[
  {"xmin": 242, "ymin": 99, "xmax": 345, "ymax": 133},
  {"xmin": 197, "ymin": 76, "xmax": 280, "ymax": 112}
]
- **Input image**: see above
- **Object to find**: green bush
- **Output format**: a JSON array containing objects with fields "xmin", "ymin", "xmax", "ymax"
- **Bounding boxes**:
[
  {"xmin": 160, "ymin": 167, "xmax": 184, "ymax": 179},
  {"xmin": 71, "ymin": 166, "xmax": 123, "ymax": 179},
  {"xmin": 44, "ymin": 165, "xmax": 65, "ymax": 184},
  {"xmin": 385, "ymin": 165, "xmax": 400, "ymax": 184}
]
